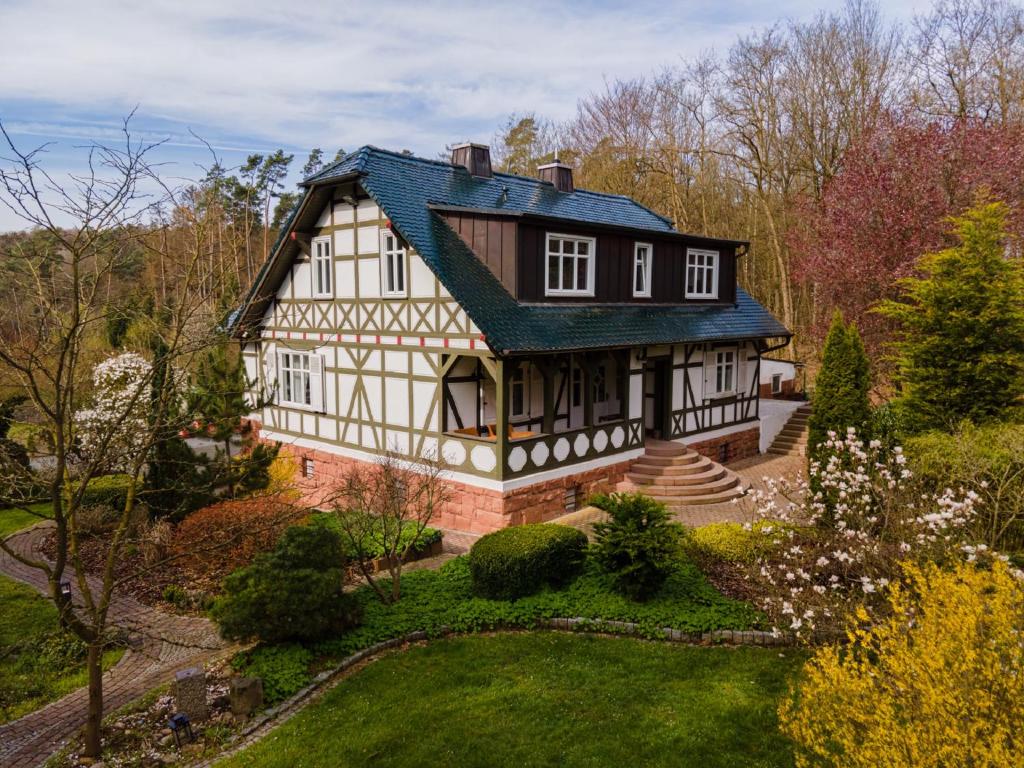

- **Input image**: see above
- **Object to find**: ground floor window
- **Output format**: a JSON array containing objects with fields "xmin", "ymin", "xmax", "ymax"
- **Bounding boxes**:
[
  {"xmin": 771, "ymin": 372, "xmax": 782, "ymax": 395},
  {"xmin": 279, "ymin": 352, "xmax": 311, "ymax": 406}
]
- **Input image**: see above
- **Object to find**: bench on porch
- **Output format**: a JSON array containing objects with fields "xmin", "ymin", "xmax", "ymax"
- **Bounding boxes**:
[{"xmin": 451, "ymin": 424, "xmax": 536, "ymax": 441}]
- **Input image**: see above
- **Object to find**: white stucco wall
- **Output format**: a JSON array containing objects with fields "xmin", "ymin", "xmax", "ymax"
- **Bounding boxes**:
[{"xmin": 758, "ymin": 398, "xmax": 803, "ymax": 453}]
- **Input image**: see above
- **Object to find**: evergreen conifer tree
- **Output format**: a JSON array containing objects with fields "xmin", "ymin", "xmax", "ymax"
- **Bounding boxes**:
[
  {"xmin": 878, "ymin": 200, "xmax": 1024, "ymax": 432},
  {"xmin": 809, "ymin": 311, "xmax": 872, "ymax": 455}
]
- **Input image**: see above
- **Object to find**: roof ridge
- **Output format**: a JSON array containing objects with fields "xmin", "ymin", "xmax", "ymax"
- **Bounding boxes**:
[{"xmin": 303, "ymin": 146, "xmax": 370, "ymax": 182}]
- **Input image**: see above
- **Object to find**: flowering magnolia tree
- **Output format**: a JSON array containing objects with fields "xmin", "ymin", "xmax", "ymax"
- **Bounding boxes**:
[
  {"xmin": 741, "ymin": 428, "xmax": 991, "ymax": 636},
  {"xmin": 74, "ymin": 352, "xmax": 152, "ymax": 473}
]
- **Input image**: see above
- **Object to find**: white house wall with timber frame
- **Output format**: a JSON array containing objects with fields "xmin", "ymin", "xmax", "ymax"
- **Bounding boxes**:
[{"xmin": 230, "ymin": 144, "xmax": 791, "ymax": 532}]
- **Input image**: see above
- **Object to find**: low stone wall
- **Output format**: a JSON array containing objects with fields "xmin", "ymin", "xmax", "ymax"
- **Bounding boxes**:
[
  {"xmin": 246, "ymin": 420, "xmax": 630, "ymax": 533},
  {"xmin": 687, "ymin": 425, "xmax": 760, "ymax": 464}
]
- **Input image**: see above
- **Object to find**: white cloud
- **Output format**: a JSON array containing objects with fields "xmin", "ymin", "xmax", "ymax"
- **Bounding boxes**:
[{"xmin": 0, "ymin": 0, "xmax": 930, "ymax": 231}]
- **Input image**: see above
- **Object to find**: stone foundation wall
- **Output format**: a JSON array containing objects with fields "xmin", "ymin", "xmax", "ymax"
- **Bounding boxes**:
[
  {"xmin": 686, "ymin": 426, "xmax": 760, "ymax": 464},
  {"xmin": 247, "ymin": 419, "xmax": 631, "ymax": 534}
]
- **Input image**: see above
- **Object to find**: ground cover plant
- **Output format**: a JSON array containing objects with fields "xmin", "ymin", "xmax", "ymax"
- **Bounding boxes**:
[
  {"xmin": 0, "ymin": 501, "xmax": 50, "ymax": 538},
  {"xmin": 221, "ymin": 633, "xmax": 803, "ymax": 768},
  {"xmin": 228, "ymin": 553, "xmax": 760, "ymax": 705}
]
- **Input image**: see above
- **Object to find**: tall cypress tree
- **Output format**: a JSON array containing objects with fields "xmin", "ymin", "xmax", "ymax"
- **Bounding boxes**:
[
  {"xmin": 809, "ymin": 311, "xmax": 872, "ymax": 455},
  {"xmin": 878, "ymin": 200, "xmax": 1024, "ymax": 433}
]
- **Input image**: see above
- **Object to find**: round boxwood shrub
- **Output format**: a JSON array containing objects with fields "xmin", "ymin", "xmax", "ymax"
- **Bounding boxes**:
[{"xmin": 468, "ymin": 523, "xmax": 588, "ymax": 600}]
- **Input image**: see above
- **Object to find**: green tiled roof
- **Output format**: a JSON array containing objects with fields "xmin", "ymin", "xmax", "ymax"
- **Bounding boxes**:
[{"xmin": 235, "ymin": 146, "xmax": 790, "ymax": 353}]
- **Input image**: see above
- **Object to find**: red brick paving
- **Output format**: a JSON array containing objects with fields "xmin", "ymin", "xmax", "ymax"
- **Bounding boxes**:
[{"xmin": 0, "ymin": 524, "xmax": 228, "ymax": 768}]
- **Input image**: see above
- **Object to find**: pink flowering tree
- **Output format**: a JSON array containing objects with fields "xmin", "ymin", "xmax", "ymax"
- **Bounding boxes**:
[{"xmin": 741, "ymin": 428, "xmax": 991, "ymax": 637}]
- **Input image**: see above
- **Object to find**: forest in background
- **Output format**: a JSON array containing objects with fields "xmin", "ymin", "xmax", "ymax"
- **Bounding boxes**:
[{"xmin": 4, "ymin": 0, "xmax": 1024, "ymax": 386}]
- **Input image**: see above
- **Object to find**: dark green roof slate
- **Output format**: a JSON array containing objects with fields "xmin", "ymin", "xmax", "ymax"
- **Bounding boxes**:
[{"xmin": 234, "ymin": 146, "xmax": 790, "ymax": 352}]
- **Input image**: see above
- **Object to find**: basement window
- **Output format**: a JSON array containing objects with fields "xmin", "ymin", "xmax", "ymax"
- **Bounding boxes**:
[
  {"xmin": 302, "ymin": 457, "xmax": 315, "ymax": 479},
  {"xmin": 771, "ymin": 373, "xmax": 783, "ymax": 395}
]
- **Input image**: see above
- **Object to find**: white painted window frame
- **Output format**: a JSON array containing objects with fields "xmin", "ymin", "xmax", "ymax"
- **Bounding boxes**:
[
  {"xmin": 685, "ymin": 247, "xmax": 719, "ymax": 300},
  {"xmin": 311, "ymin": 236, "xmax": 333, "ymax": 299},
  {"xmin": 380, "ymin": 229, "xmax": 408, "ymax": 299},
  {"xmin": 633, "ymin": 242, "xmax": 652, "ymax": 298},
  {"xmin": 703, "ymin": 347, "xmax": 738, "ymax": 399},
  {"xmin": 771, "ymin": 372, "xmax": 783, "ymax": 395},
  {"xmin": 545, "ymin": 233, "xmax": 596, "ymax": 297},
  {"xmin": 276, "ymin": 351, "xmax": 324, "ymax": 411}
]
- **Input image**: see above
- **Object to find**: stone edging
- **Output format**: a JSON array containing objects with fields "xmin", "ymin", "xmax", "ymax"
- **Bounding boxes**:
[{"xmin": 193, "ymin": 621, "xmax": 792, "ymax": 766}]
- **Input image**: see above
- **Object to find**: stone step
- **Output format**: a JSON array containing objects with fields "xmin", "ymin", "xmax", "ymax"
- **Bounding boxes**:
[
  {"xmin": 626, "ymin": 464, "xmax": 727, "ymax": 487},
  {"xmin": 629, "ymin": 455, "xmax": 715, "ymax": 477},
  {"xmin": 768, "ymin": 445, "xmax": 806, "ymax": 456},
  {"xmin": 657, "ymin": 485, "xmax": 748, "ymax": 507},
  {"xmin": 634, "ymin": 450, "xmax": 704, "ymax": 468},
  {"xmin": 621, "ymin": 470, "xmax": 742, "ymax": 498},
  {"xmin": 779, "ymin": 427, "xmax": 807, "ymax": 438},
  {"xmin": 643, "ymin": 440, "xmax": 690, "ymax": 457},
  {"xmin": 772, "ymin": 435, "xmax": 808, "ymax": 447}
]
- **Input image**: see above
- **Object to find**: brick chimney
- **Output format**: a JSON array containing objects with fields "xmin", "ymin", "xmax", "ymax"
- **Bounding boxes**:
[
  {"xmin": 451, "ymin": 142, "xmax": 492, "ymax": 178},
  {"xmin": 538, "ymin": 159, "xmax": 574, "ymax": 193}
]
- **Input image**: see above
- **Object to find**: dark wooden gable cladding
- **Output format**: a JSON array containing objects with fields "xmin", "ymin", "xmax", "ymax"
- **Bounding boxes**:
[
  {"xmin": 440, "ymin": 210, "xmax": 518, "ymax": 294},
  {"xmin": 517, "ymin": 221, "xmax": 738, "ymax": 305}
]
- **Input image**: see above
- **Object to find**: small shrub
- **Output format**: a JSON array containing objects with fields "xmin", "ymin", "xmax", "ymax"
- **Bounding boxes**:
[
  {"xmin": 211, "ymin": 521, "xmax": 361, "ymax": 644},
  {"xmin": 683, "ymin": 521, "xmax": 795, "ymax": 564},
  {"xmin": 315, "ymin": 513, "xmax": 443, "ymax": 561},
  {"xmin": 76, "ymin": 474, "xmax": 134, "ymax": 510},
  {"xmin": 230, "ymin": 644, "xmax": 313, "ymax": 705},
  {"xmin": 590, "ymin": 493, "xmax": 683, "ymax": 601},
  {"xmin": 162, "ymin": 584, "xmax": 190, "ymax": 610},
  {"xmin": 468, "ymin": 524, "xmax": 588, "ymax": 600},
  {"xmin": 172, "ymin": 496, "xmax": 306, "ymax": 581},
  {"xmin": 906, "ymin": 422, "xmax": 1024, "ymax": 550},
  {"xmin": 73, "ymin": 504, "xmax": 120, "ymax": 536},
  {"xmin": 37, "ymin": 631, "xmax": 88, "ymax": 673}
]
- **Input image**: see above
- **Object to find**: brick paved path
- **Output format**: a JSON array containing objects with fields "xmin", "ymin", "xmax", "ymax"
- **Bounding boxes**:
[
  {"xmin": 554, "ymin": 452, "xmax": 807, "ymax": 535},
  {"xmin": 0, "ymin": 523, "xmax": 228, "ymax": 768}
]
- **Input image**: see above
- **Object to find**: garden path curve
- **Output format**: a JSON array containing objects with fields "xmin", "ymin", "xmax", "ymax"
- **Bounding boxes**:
[{"xmin": 0, "ymin": 522, "xmax": 229, "ymax": 768}]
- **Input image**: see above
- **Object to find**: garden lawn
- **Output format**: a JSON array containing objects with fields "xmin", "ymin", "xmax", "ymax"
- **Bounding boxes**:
[
  {"xmin": 221, "ymin": 633, "xmax": 802, "ymax": 768},
  {"xmin": 0, "ymin": 501, "xmax": 51, "ymax": 538},
  {"xmin": 0, "ymin": 502, "xmax": 121, "ymax": 723}
]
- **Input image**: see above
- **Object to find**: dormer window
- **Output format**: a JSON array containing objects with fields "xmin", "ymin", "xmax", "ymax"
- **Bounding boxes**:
[
  {"xmin": 546, "ymin": 233, "xmax": 595, "ymax": 297},
  {"xmin": 380, "ymin": 229, "xmax": 407, "ymax": 298},
  {"xmin": 633, "ymin": 242, "xmax": 652, "ymax": 298},
  {"xmin": 685, "ymin": 248, "xmax": 718, "ymax": 300},
  {"xmin": 311, "ymin": 236, "xmax": 332, "ymax": 298}
]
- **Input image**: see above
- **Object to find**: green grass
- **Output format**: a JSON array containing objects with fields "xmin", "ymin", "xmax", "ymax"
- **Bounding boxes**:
[
  {"xmin": 0, "ymin": 569, "xmax": 121, "ymax": 723},
  {"xmin": 220, "ymin": 633, "xmax": 802, "ymax": 768},
  {"xmin": 0, "ymin": 502, "xmax": 51, "ymax": 539}
]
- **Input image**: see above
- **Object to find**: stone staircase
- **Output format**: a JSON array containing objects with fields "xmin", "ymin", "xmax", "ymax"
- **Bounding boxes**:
[
  {"xmin": 616, "ymin": 440, "xmax": 747, "ymax": 508},
  {"xmin": 767, "ymin": 403, "xmax": 812, "ymax": 456}
]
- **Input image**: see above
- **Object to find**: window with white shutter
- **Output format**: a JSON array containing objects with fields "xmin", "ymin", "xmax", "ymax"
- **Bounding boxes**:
[
  {"xmin": 276, "ymin": 351, "xmax": 324, "ymax": 410},
  {"xmin": 703, "ymin": 347, "xmax": 737, "ymax": 398}
]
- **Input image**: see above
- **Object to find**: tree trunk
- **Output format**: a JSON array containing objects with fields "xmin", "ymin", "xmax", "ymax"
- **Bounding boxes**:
[{"xmin": 84, "ymin": 641, "xmax": 104, "ymax": 758}]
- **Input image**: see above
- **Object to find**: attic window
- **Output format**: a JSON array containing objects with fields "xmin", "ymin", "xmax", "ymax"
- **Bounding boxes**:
[
  {"xmin": 311, "ymin": 236, "xmax": 332, "ymax": 298},
  {"xmin": 633, "ymin": 242, "xmax": 652, "ymax": 298},
  {"xmin": 380, "ymin": 230, "xmax": 407, "ymax": 298},
  {"xmin": 545, "ymin": 234, "xmax": 595, "ymax": 297},
  {"xmin": 685, "ymin": 248, "xmax": 718, "ymax": 300}
]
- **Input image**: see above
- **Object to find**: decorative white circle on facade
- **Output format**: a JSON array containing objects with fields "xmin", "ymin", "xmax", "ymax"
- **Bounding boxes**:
[
  {"xmin": 442, "ymin": 440, "xmax": 467, "ymax": 466},
  {"xmin": 531, "ymin": 441, "xmax": 550, "ymax": 467},
  {"xmin": 593, "ymin": 429, "xmax": 608, "ymax": 452},
  {"xmin": 573, "ymin": 433, "xmax": 590, "ymax": 457},
  {"xmin": 507, "ymin": 446, "xmax": 527, "ymax": 473},
  {"xmin": 553, "ymin": 438, "xmax": 570, "ymax": 462},
  {"xmin": 471, "ymin": 444, "xmax": 497, "ymax": 472},
  {"xmin": 610, "ymin": 426, "xmax": 625, "ymax": 448}
]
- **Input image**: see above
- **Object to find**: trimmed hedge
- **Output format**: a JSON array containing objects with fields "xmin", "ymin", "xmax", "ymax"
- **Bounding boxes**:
[
  {"xmin": 76, "ymin": 474, "xmax": 134, "ymax": 510},
  {"xmin": 468, "ymin": 524, "xmax": 588, "ymax": 600},
  {"xmin": 682, "ymin": 521, "xmax": 792, "ymax": 564}
]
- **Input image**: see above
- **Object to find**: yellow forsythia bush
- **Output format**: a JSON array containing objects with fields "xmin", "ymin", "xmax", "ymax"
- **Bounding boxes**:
[
  {"xmin": 780, "ymin": 560, "xmax": 1024, "ymax": 767},
  {"xmin": 265, "ymin": 451, "xmax": 301, "ymax": 499}
]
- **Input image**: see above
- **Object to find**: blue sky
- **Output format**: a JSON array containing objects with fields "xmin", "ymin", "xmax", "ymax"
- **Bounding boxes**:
[{"xmin": 0, "ymin": 0, "xmax": 928, "ymax": 231}]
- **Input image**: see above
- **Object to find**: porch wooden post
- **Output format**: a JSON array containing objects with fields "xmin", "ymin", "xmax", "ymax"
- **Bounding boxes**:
[
  {"xmin": 539, "ymin": 355, "xmax": 556, "ymax": 435},
  {"xmin": 583, "ymin": 353, "xmax": 594, "ymax": 428},
  {"xmin": 618, "ymin": 349, "xmax": 630, "ymax": 421},
  {"xmin": 495, "ymin": 358, "xmax": 509, "ymax": 480}
]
